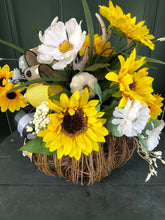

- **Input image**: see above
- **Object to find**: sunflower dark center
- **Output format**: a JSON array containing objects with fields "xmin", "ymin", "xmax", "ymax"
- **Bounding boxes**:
[
  {"xmin": 0, "ymin": 78, "xmax": 5, "ymax": 87},
  {"xmin": 129, "ymin": 80, "xmax": 136, "ymax": 90},
  {"xmin": 6, "ymin": 92, "xmax": 17, "ymax": 99},
  {"xmin": 62, "ymin": 109, "xmax": 87, "ymax": 136}
]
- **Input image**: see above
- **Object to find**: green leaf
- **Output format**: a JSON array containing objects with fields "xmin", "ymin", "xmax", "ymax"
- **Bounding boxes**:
[
  {"xmin": 102, "ymin": 100, "xmax": 118, "ymax": 118},
  {"xmin": 143, "ymin": 118, "xmax": 162, "ymax": 134},
  {"xmin": 85, "ymin": 63, "xmax": 110, "ymax": 71},
  {"xmin": 107, "ymin": 116, "xmax": 123, "ymax": 137},
  {"xmin": 7, "ymin": 76, "xmax": 67, "ymax": 94},
  {"xmin": 112, "ymin": 90, "xmax": 122, "ymax": 98},
  {"xmin": 49, "ymin": 88, "xmax": 71, "ymax": 100},
  {"xmin": 94, "ymin": 83, "xmax": 102, "ymax": 104},
  {"xmin": 137, "ymin": 55, "xmax": 165, "ymax": 65},
  {"xmin": 32, "ymin": 26, "xmax": 40, "ymax": 35},
  {"xmin": 137, "ymin": 133, "xmax": 148, "ymax": 150},
  {"xmin": 82, "ymin": 0, "xmax": 94, "ymax": 66},
  {"xmin": 0, "ymin": 39, "xmax": 25, "ymax": 54},
  {"xmin": 102, "ymin": 85, "xmax": 119, "ymax": 102},
  {"xmin": 19, "ymin": 137, "xmax": 57, "ymax": 155}
]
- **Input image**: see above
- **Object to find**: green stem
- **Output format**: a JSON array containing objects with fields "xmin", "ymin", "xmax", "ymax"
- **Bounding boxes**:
[
  {"xmin": 137, "ymin": 133, "xmax": 148, "ymax": 150},
  {"xmin": 0, "ymin": 39, "xmax": 25, "ymax": 54},
  {"xmin": 0, "ymin": 58, "xmax": 18, "ymax": 61},
  {"xmin": 7, "ymin": 76, "xmax": 67, "ymax": 93},
  {"xmin": 82, "ymin": 0, "xmax": 94, "ymax": 66}
]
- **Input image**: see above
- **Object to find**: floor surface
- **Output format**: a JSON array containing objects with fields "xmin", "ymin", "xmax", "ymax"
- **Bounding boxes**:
[{"xmin": 0, "ymin": 131, "xmax": 165, "ymax": 220}]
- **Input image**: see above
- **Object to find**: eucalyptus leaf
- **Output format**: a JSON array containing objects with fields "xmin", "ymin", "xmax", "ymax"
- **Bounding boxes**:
[
  {"xmin": 94, "ymin": 83, "xmax": 102, "ymax": 105},
  {"xmin": 85, "ymin": 63, "xmax": 110, "ymax": 71},
  {"xmin": 107, "ymin": 116, "xmax": 123, "ymax": 137},
  {"xmin": 82, "ymin": 0, "xmax": 94, "ymax": 66},
  {"xmin": 143, "ymin": 119, "xmax": 162, "ymax": 134},
  {"xmin": 19, "ymin": 137, "xmax": 57, "ymax": 155},
  {"xmin": 137, "ymin": 133, "xmax": 148, "ymax": 150}
]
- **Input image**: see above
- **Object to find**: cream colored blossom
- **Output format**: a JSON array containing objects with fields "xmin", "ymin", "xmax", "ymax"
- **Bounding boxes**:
[{"xmin": 70, "ymin": 72, "xmax": 97, "ymax": 99}]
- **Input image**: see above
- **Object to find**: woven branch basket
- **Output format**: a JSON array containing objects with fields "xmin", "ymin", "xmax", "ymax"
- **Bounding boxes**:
[{"xmin": 32, "ymin": 134, "xmax": 136, "ymax": 185}]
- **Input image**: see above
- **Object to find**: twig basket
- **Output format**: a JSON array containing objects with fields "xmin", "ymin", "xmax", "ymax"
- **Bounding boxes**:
[
  {"xmin": 32, "ymin": 133, "xmax": 136, "ymax": 185},
  {"xmin": 33, "ymin": 134, "xmax": 136, "ymax": 185}
]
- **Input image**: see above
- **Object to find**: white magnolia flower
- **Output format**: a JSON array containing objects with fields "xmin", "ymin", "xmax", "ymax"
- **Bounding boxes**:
[
  {"xmin": 18, "ymin": 55, "xmax": 27, "ymax": 72},
  {"xmin": 70, "ymin": 72, "xmax": 97, "ymax": 99},
  {"xmin": 112, "ymin": 99, "xmax": 150, "ymax": 137},
  {"xmin": 146, "ymin": 120, "xmax": 165, "ymax": 151},
  {"xmin": 37, "ymin": 17, "xmax": 86, "ymax": 70}
]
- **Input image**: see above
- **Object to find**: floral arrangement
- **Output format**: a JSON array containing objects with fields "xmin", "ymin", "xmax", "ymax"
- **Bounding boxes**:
[{"xmin": 0, "ymin": 0, "xmax": 165, "ymax": 183}]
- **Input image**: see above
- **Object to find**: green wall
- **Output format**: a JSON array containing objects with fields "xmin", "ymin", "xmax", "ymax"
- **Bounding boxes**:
[{"xmin": 0, "ymin": 0, "xmax": 165, "ymax": 139}]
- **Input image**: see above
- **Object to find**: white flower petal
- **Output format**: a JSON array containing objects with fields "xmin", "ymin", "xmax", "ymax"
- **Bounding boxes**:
[
  {"xmin": 113, "ymin": 99, "xmax": 150, "ymax": 137},
  {"xmin": 36, "ymin": 17, "xmax": 85, "ymax": 69},
  {"xmin": 146, "ymin": 120, "xmax": 165, "ymax": 151}
]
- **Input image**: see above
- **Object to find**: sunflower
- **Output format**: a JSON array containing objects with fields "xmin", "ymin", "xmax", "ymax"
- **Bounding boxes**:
[
  {"xmin": 147, "ymin": 94, "xmax": 164, "ymax": 119},
  {"xmin": 105, "ymin": 49, "xmax": 155, "ymax": 108},
  {"xmin": 0, "ymin": 83, "xmax": 27, "ymax": 112},
  {"xmin": 79, "ymin": 34, "xmax": 114, "ymax": 57},
  {"xmin": 99, "ymin": 0, "xmax": 155, "ymax": 50},
  {"xmin": 0, "ymin": 64, "xmax": 14, "ymax": 92},
  {"xmin": 37, "ymin": 88, "xmax": 109, "ymax": 160}
]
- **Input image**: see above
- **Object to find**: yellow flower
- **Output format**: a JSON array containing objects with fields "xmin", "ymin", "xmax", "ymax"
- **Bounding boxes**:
[
  {"xmin": 38, "ymin": 88, "xmax": 109, "ymax": 160},
  {"xmin": 147, "ymin": 94, "xmax": 164, "ymax": 119},
  {"xmin": 0, "ymin": 64, "xmax": 14, "ymax": 91},
  {"xmin": 105, "ymin": 49, "xmax": 155, "ymax": 108},
  {"xmin": 79, "ymin": 34, "xmax": 114, "ymax": 57},
  {"xmin": 99, "ymin": 0, "xmax": 155, "ymax": 50},
  {"xmin": 0, "ymin": 83, "xmax": 27, "ymax": 112}
]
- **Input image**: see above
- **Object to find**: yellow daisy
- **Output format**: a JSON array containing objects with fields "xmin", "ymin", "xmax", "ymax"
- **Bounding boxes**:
[
  {"xmin": 0, "ymin": 64, "xmax": 14, "ymax": 92},
  {"xmin": 105, "ymin": 49, "xmax": 155, "ymax": 108},
  {"xmin": 0, "ymin": 83, "xmax": 27, "ymax": 112},
  {"xmin": 99, "ymin": 0, "xmax": 155, "ymax": 50},
  {"xmin": 38, "ymin": 88, "xmax": 109, "ymax": 160},
  {"xmin": 147, "ymin": 94, "xmax": 164, "ymax": 119},
  {"xmin": 79, "ymin": 34, "xmax": 114, "ymax": 57}
]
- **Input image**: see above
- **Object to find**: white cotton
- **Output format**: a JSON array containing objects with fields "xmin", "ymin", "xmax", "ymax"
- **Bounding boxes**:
[
  {"xmin": 146, "ymin": 120, "xmax": 165, "ymax": 151},
  {"xmin": 112, "ymin": 99, "xmax": 150, "ymax": 137},
  {"xmin": 37, "ymin": 17, "xmax": 86, "ymax": 70},
  {"xmin": 70, "ymin": 72, "xmax": 98, "ymax": 99}
]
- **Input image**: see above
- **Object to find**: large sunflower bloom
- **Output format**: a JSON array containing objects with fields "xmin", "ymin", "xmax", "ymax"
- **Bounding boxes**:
[
  {"xmin": 79, "ymin": 34, "xmax": 115, "ymax": 57},
  {"xmin": 38, "ymin": 88, "xmax": 109, "ymax": 160},
  {"xmin": 105, "ymin": 49, "xmax": 155, "ymax": 108},
  {"xmin": 99, "ymin": 0, "xmax": 155, "ymax": 50},
  {"xmin": 0, "ymin": 83, "xmax": 27, "ymax": 112},
  {"xmin": 0, "ymin": 64, "xmax": 14, "ymax": 92}
]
